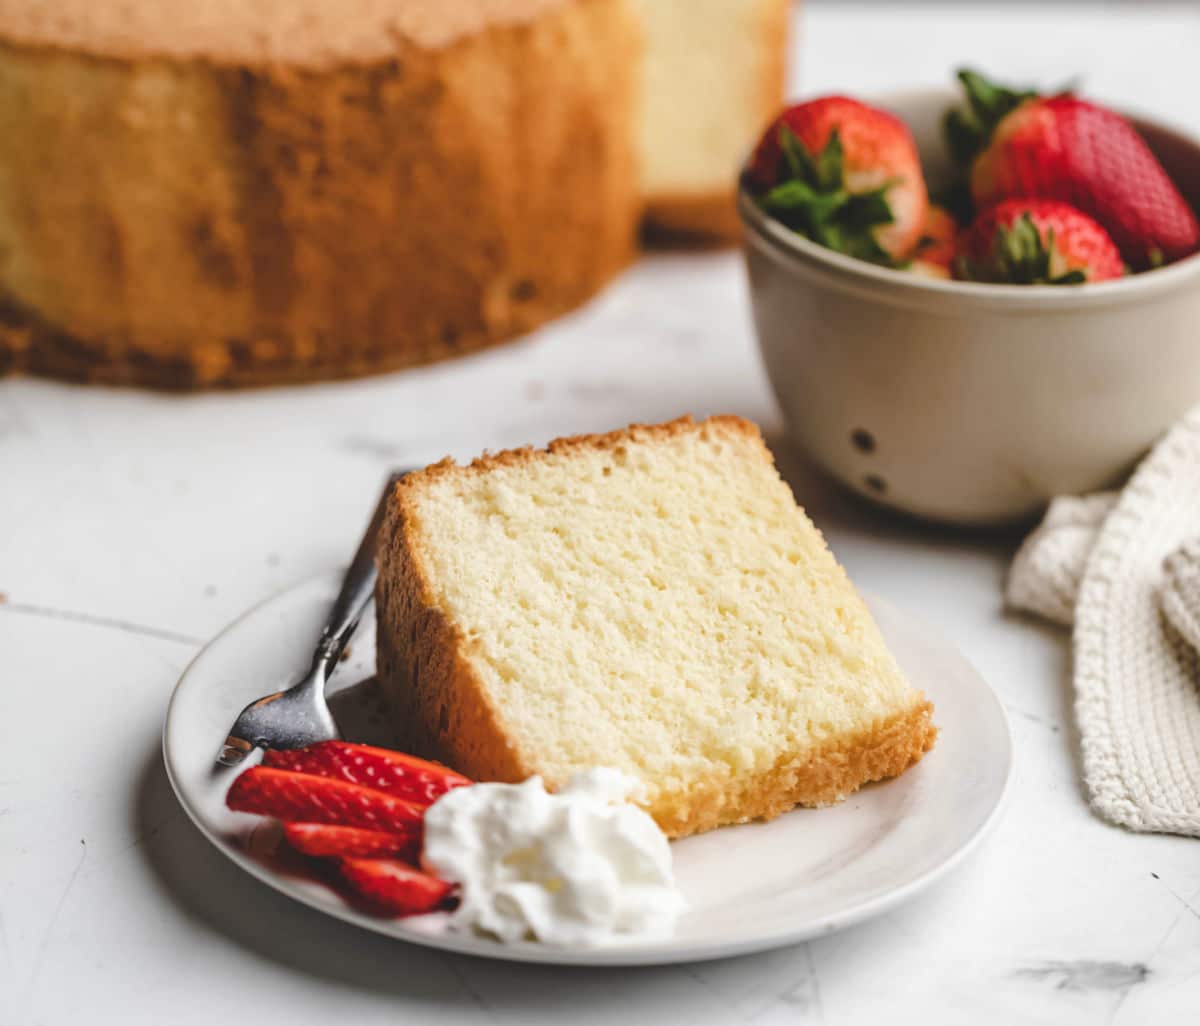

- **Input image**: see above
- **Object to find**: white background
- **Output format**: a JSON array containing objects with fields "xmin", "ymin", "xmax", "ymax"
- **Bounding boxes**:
[{"xmin": 4, "ymin": 4, "xmax": 1200, "ymax": 1023}]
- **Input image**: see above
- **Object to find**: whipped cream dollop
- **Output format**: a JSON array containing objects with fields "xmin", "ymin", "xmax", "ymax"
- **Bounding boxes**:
[{"xmin": 421, "ymin": 768, "xmax": 685, "ymax": 946}]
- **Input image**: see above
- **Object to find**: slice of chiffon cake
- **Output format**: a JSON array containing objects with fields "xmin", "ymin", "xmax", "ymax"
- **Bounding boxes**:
[{"xmin": 376, "ymin": 416, "xmax": 936, "ymax": 838}]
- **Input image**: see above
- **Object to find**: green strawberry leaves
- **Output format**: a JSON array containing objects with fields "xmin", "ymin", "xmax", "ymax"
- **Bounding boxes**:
[
  {"xmin": 944, "ymin": 68, "xmax": 1038, "ymax": 165},
  {"xmin": 778, "ymin": 124, "xmax": 844, "ymax": 191},
  {"xmin": 957, "ymin": 212, "xmax": 1088, "ymax": 284},
  {"xmin": 757, "ymin": 126, "xmax": 896, "ymax": 265},
  {"xmin": 814, "ymin": 130, "xmax": 845, "ymax": 192}
]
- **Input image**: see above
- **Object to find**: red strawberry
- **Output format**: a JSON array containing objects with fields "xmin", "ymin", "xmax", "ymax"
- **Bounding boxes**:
[
  {"xmin": 747, "ymin": 96, "xmax": 929, "ymax": 262},
  {"xmin": 956, "ymin": 199, "xmax": 1124, "ymax": 284},
  {"xmin": 338, "ymin": 858, "xmax": 454, "ymax": 917},
  {"xmin": 226, "ymin": 766, "xmax": 425, "ymax": 833},
  {"xmin": 283, "ymin": 822, "xmax": 421, "ymax": 861},
  {"xmin": 946, "ymin": 69, "xmax": 1199, "ymax": 269},
  {"xmin": 264, "ymin": 742, "xmax": 469, "ymax": 806},
  {"xmin": 908, "ymin": 203, "xmax": 960, "ymax": 278}
]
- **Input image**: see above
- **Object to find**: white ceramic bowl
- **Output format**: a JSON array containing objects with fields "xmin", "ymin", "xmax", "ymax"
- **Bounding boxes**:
[{"xmin": 740, "ymin": 88, "xmax": 1200, "ymax": 525}]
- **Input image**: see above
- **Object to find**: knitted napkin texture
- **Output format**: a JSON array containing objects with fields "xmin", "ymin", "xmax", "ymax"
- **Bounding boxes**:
[
  {"xmin": 1161, "ymin": 538, "xmax": 1200, "ymax": 656},
  {"xmin": 1008, "ymin": 409, "xmax": 1200, "ymax": 837},
  {"xmin": 1007, "ymin": 493, "xmax": 1117, "ymax": 626}
]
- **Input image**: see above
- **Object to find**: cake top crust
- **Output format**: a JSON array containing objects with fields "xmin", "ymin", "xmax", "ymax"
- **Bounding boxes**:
[
  {"xmin": 0, "ymin": 0, "xmax": 579, "ymax": 65},
  {"xmin": 400, "ymin": 415, "xmax": 758, "ymax": 489}
]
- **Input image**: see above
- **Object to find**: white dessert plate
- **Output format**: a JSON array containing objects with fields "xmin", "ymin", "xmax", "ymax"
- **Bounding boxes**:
[{"xmin": 163, "ymin": 571, "xmax": 1011, "ymax": 967}]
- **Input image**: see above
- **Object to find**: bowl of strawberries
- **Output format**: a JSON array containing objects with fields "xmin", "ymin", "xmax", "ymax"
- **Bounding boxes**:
[{"xmin": 739, "ymin": 70, "xmax": 1200, "ymax": 524}]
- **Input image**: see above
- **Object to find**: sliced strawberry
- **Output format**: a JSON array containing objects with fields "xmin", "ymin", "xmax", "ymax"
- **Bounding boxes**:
[
  {"xmin": 338, "ymin": 858, "xmax": 454, "ymax": 917},
  {"xmin": 264, "ymin": 741, "xmax": 469, "ymax": 806},
  {"xmin": 226, "ymin": 766, "xmax": 425, "ymax": 833},
  {"xmin": 283, "ymin": 822, "xmax": 421, "ymax": 861}
]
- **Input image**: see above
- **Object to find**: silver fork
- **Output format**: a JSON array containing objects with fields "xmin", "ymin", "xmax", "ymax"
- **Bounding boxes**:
[{"xmin": 216, "ymin": 471, "xmax": 407, "ymax": 768}]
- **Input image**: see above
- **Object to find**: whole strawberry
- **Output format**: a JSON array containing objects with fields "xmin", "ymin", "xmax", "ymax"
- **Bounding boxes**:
[
  {"xmin": 747, "ymin": 96, "xmax": 929, "ymax": 263},
  {"xmin": 946, "ymin": 69, "xmax": 1200, "ymax": 269},
  {"xmin": 956, "ymin": 199, "xmax": 1124, "ymax": 284}
]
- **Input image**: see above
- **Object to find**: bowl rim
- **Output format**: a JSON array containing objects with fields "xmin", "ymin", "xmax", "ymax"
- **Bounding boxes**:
[{"xmin": 737, "ymin": 85, "xmax": 1200, "ymax": 310}]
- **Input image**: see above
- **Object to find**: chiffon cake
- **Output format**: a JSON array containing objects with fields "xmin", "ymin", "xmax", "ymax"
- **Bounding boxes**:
[{"xmin": 376, "ymin": 416, "xmax": 937, "ymax": 838}]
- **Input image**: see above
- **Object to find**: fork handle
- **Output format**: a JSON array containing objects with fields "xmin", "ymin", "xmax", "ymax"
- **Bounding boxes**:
[{"xmin": 312, "ymin": 471, "xmax": 407, "ymax": 671}]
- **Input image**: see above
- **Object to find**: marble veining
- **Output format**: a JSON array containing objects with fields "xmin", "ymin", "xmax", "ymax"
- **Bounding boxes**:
[{"xmin": 1014, "ymin": 960, "xmax": 1150, "ymax": 993}]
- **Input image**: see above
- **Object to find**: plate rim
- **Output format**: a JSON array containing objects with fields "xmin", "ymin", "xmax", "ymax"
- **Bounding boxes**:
[{"xmin": 162, "ymin": 571, "xmax": 1013, "ymax": 967}]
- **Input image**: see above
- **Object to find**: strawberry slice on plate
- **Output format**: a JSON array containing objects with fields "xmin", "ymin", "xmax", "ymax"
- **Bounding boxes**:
[
  {"xmin": 226, "ymin": 766, "xmax": 425, "ymax": 833},
  {"xmin": 338, "ymin": 858, "xmax": 454, "ymax": 917},
  {"xmin": 282, "ymin": 822, "xmax": 421, "ymax": 861},
  {"xmin": 746, "ymin": 95, "xmax": 929, "ymax": 263},
  {"xmin": 956, "ymin": 198, "xmax": 1124, "ymax": 284},
  {"xmin": 946, "ymin": 68, "xmax": 1200, "ymax": 269},
  {"xmin": 264, "ymin": 741, "xmax": 469, "ymax": 806}
]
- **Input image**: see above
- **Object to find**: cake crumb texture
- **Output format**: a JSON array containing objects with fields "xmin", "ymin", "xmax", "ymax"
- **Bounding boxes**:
[
  {"xmin": 377, "ymin": 416, "xmax": 936, "ymax": 838},
  {"xmin": 633, "ymin": 0, "xmax": 789, "ymax": 241}
]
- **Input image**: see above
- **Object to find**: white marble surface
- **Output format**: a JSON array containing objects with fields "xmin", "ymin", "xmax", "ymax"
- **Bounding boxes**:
[{"xmin": 4, "ymin": 4, "xmax": 1200, "ymax": 1023}]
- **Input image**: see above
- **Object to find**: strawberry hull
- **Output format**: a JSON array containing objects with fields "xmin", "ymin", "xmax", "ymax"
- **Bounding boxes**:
[
  {"xmin": 962, "ymin": 87, "xmax": 1200, "ymax": 269},
  {"xmin": 746, "ymin": 95, "xmax": 929, "ymax": 261},
  {"xmin": 958, "ymin": 199, "xmax": 1124, "ymax": 284}
]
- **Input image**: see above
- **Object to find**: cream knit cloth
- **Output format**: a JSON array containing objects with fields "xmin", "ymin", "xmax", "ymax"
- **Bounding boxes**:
[{"xmin": 1007, "ymin": 407, "xmax": 1200, "ymax": 837}]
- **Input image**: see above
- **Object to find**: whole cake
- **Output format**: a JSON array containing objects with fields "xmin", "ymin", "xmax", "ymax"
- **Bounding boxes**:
[
  {"xmin": 0, "ymin": 0, "xmax": 640, "ymax": 387},
  {"xmin": 377, "ymin": 416, "xmax": 936, "ymax": 838}
]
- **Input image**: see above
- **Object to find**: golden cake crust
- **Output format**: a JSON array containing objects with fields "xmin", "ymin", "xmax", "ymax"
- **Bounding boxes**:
[
  {"xmin": 651, "ymin": 701, "xmax": 936, "ymax": 837},
  {"xmin": 376, "ymin": 416, "xmax": 937, "ymax": 838},
  {"xmin": 0, "ymin": 0, "xmax": 639, "ymax": 389},
  {"xmin": 0, "ymin": 0, "xmax": 579, "ymax": 65},
  {"xmin": 642, "ymin": 191, "xmax": 743, "ymax": 244}
]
